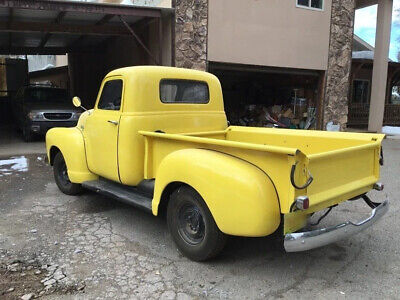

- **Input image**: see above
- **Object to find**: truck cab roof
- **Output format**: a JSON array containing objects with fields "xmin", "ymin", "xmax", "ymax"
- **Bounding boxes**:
[{"xmin": 101, "ymin": 66, "xmax": 225, "ymax": 114}]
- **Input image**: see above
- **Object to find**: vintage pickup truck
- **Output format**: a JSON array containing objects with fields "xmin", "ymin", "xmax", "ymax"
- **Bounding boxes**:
[{"xmin": 46, "ymin": 66, "xmax": 388, "ymax": 261}]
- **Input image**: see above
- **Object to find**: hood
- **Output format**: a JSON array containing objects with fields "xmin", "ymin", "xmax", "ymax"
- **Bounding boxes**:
[{"xmin": 24, "ymin": 102, "xmax": 81, "ymax": 113}]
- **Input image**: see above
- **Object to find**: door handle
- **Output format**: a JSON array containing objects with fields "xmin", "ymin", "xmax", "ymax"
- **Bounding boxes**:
[{"xmin": 107, "ymin": 120, "xmax": 119, "ymax": 125}]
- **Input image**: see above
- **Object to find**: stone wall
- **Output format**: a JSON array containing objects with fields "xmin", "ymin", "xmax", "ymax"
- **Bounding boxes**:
[
  {"xmin": 174, "ymin": 0, "xmax": 208, "ymax": 71},
  {"xmin": 323, "ymin": 0, "xmax": 355, "ymax": 130}
]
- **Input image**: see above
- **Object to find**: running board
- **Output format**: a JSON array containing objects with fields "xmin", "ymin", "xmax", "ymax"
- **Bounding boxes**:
[{"xmin": 82, "ymin": 179, "xmax": 153, "ymax": 213}]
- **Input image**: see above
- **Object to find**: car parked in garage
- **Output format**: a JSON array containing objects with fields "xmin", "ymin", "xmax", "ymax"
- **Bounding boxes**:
[{"xmin": 12, "ymin": 84, "xmax": 81, "ymax": 142}]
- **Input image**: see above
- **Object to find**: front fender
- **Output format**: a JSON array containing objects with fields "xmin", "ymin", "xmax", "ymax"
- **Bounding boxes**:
[
  {"xmin": 46, "ymin": 127, "xmax": 97, "ymax": 183},
  {"xmin": 153, "ymin": 149, "xmax": 281, "ymax": 237}
]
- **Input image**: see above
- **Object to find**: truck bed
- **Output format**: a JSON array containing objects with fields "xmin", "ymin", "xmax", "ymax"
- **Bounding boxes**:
[{"xmin": 141, "ymin": 126, "xmax": 384, "ymax": 216}]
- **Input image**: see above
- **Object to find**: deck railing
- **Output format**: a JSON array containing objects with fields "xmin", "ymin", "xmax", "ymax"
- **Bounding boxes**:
[{"xmin": 348, "ymin": 103, "xmax": 400, "ymax": 126}]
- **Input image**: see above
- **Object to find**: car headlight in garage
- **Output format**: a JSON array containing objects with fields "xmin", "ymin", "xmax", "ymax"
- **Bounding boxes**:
[
  {"xmin": 71, "ymin": 112, "xmax": 82, "ymax": 120},
  {"xmin": 27, "ymin": 112, "xmax": 45, "ymax": 121}
]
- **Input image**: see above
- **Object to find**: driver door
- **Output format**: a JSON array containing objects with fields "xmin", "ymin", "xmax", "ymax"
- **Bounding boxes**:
[{"xmin": 84, "ymin": 77, "xmax": 123, "ymax": 182}]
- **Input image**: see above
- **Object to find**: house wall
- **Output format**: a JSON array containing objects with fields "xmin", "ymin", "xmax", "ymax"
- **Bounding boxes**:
[{"xmin": 207, "ymin": 0, "xmax": 333, "ymax": 71}]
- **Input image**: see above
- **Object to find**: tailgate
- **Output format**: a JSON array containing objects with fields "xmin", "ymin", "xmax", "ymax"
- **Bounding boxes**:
[{"xmin": 305, "ymin": 140, "xmax": 382, "ymax": 210}]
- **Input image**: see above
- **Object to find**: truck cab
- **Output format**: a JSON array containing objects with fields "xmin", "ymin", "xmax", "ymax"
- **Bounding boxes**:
[
  {"xmin": 46, "ymin": 66, "xmax": 388, "ymax": 261},
  {"xmin": 81, "ymin": 67, "xmax": 226, "ymax": 185}
]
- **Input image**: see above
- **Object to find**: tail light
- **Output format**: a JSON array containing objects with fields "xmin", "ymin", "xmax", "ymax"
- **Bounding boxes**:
[
  {"xmin": 373, "ymin": 182, "xmax": 384, "ymax": 191},
  {"xmin": 295, "ymin": 196, "xmax": 310, "ymax": 210}
]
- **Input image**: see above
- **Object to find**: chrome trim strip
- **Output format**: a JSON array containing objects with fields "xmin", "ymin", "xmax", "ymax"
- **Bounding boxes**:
[{"xmin": 284, "ymin": 199, "xmax": 389, "ymax": 252}]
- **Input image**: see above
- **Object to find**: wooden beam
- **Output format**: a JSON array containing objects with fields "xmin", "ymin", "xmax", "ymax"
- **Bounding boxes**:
[
  {"xmin": 0, "ymin": 21, "xmax": 131, "ymax": 36},
  {"xmin": 96, "ymin": 14, "xmax": 115, "ymax": 25},
  {"xmin": 0, "ymin": 46, "xmax": 100, "ymax": 55},
  {"xmin": 39, "ymin": 11, "xmax": 67, "ymax": 48},
  {"xmin": 119, "ymin": 15, "xmax": 159, "ymax": 65},
  {"xmin": 7, "ymin": 7, "xmax": 13, "ymax": 50},
  {"xmin": 70, "ymin": 14, "xmax": 115, "ymax": 48},
  {"xmin": 0, "ymin": 0, "xmax": 163, "ymax": 18},
  {"xmin": 135, "ymin": 17, "xmax": 156, "ymax": 31},
  {"xmin": 316, "ymin": 71, "xmax": 326, "ymax": 130},
  {"xmin": 158, "ymin": 17, "xmax": 163, "ymax": 66}
]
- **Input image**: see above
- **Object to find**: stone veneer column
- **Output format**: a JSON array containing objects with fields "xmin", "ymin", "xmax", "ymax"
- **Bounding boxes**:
[
  {"xmin": 174, "ymin": 0, "xmax": 208, "ymax": 71},
  {"xmin": 323, "ymin": 0, "xmax": 355, "ymax": 130}
]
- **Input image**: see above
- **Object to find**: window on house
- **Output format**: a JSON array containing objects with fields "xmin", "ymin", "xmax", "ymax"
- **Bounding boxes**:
[
  {"xmin": 297, "ymin": 0, "xmax": 323, "ymax": 10},
  {"xmin": 352, "ymin": 80, "xmax": 370, "ymax": 104},
  {"xmin": 160, "ymin": 79, "xmax": 209, "ymax": 104},
  {"xmin": 391, "ymin": 86, "xmax": 400, "ymax": 104}
]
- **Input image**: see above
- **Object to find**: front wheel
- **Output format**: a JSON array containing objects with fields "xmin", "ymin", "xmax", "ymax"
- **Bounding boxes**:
[
  {"xmin": 167, "ymin": 186, "xmax": 227, "ymax": 261},
  {"xmin": 53, "ymin": 152, "xmax": 83, "ymax": 195}
]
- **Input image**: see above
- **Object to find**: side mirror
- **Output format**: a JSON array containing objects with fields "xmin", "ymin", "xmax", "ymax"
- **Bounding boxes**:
[
  {"xmin": 72, "ymin": 96, "xmax": 82, "ymax": 108},
  {"xmin": 72, "ymin": 96, "xmax": 88, "ymax": 112}
]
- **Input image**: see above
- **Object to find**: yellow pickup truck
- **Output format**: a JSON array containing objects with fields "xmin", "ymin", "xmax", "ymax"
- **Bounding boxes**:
[{"xmin": 46, "ymin": 66, "xmax": 388, "ymax": 261}]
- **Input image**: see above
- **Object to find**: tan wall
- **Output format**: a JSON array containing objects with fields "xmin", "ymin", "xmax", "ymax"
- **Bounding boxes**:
[{"xmin": 208, "ymin": 0, "xmax": 332, "ymax": 71}]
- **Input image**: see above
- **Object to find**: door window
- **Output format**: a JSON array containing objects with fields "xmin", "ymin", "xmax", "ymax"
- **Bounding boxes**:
[{"xmin": 97, "ymin": 79, "xmax": 123, "ymax": 111}]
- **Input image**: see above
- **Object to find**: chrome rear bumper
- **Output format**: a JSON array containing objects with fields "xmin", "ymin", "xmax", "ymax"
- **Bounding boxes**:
[{"xmin": 284, "ymin": 199, "xmax": 389, "ymax": 252}]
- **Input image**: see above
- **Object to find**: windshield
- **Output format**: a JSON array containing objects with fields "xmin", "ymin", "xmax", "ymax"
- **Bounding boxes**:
[{"xmin": 25, "ymin": 88, "xmax": 69, "ymax": 103}]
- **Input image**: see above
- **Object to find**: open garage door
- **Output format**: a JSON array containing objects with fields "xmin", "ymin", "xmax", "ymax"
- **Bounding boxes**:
[
  {"xmin": 0, "ymin": 0, "xmax": 173, "ymax": 107},
  {"xmin": 0, "ymin": 0, "xmax": 173, "ymax": 148},
  {"xmin": 209, "ymin": 62, "xmax": 325, "ymax": 130}
]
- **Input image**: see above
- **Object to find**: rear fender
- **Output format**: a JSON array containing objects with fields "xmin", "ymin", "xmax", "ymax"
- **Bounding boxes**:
[
  {"xmin": 46, "ymin": 127, "xmax": 97, "ymax": 183},
  {"xmin": 152, "ymin": 149, "xmax": 281, "ymax": 237}
]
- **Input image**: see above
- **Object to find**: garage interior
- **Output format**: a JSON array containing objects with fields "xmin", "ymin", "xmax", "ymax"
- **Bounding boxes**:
[
  {"xmin": 0, "ymin": 0, "xmax": 328, "ymax": 146},
  {"xmin": 0, "ymin": 0, "xmax": 173, "ymax": 140},
  {"xmin": 208, "ymin": 62, "xmax": 324, "ymax": 130}
]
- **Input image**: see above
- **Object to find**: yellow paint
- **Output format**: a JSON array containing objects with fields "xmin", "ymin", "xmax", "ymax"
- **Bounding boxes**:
[
  {"xmin": 72, "ymin": 96, "xmax": 81, "ymax": 108},
  {"xmin": 84, "ymin": 76, "xmax": 125, "ymax": 182},
  {"xmin": 113, "ymin": 66, "xmax": 227, "ymax": 185},
  {"xmin": 152, "ymin": 148, "xmax": 281, "ymax": 236},
  {"xmin": 46, "ymin": 126, "xmax": 98, "ymax": 183},
  {"xmin": 46, "ymin": 66, "xmax": 385, "ymax": 237}
]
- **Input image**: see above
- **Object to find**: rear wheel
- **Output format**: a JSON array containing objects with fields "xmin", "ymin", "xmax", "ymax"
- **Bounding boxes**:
[
  {"xmin": 53, "ymin": 152, "xmax": 83, "ymax": 195},
  {"xmin": 167, "ymin": 185, "xmax": 226, "ymax": 261}
]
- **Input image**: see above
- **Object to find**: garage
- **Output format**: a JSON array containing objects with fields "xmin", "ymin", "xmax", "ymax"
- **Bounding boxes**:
[
  {"xmin": 209, "ymin": 62, "xmax": 325, "ymax": 130},
  {"xmin": 0, "ymin": 0, "xmax": 173, "ymax": 145}
]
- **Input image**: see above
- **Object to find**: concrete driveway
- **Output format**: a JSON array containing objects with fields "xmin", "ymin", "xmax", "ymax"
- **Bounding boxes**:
[{"xmin": 0, "ymin": 133, "xmax": 399, "ymax": 299}]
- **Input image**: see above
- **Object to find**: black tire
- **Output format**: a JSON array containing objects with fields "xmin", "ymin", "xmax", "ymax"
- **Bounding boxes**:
[
  {"xmin": 53, "ymin": 152, "xmax": 83, "ymax": 195},
  {"xmin": 22, "ymin": 125, "xmax": 34, "ymax": 142},
  {"xmin": 167, "ymin": 185, "xmax": 227, "ymax": 261}
]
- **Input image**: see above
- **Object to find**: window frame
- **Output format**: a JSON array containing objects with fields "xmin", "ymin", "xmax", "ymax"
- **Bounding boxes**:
[
  {"xmin": 159, "ymin": 79, "xmax": 210, "ymax": 104},
  {"xmin": 296, "ymin": 0, "xmax": 324, "ymax": 11},
  {"xmin": 352, "ymin": 79, "xmax": 370, "ymax": 104},
  {"xmin": 390, "ymin": 85, "xmax": 400, "ymax": 105},
  {"xmin": 96, "ymin": 77, "xmax": 124, "ymax": 112}
]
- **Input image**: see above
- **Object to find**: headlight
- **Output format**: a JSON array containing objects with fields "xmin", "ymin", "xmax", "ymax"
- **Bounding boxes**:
[
  {"xmin": 71, "ymin": 112, "xmax": 82, "ymax": 120},
  {"xmin": 27, "ymin": 112, "xmax": 45, "ymax": 121}
]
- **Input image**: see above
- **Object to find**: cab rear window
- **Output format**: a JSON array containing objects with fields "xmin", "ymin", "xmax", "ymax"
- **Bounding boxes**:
[{"xmin": 160, "ymin": 79, "xmax": 209, "ymax": 104}]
